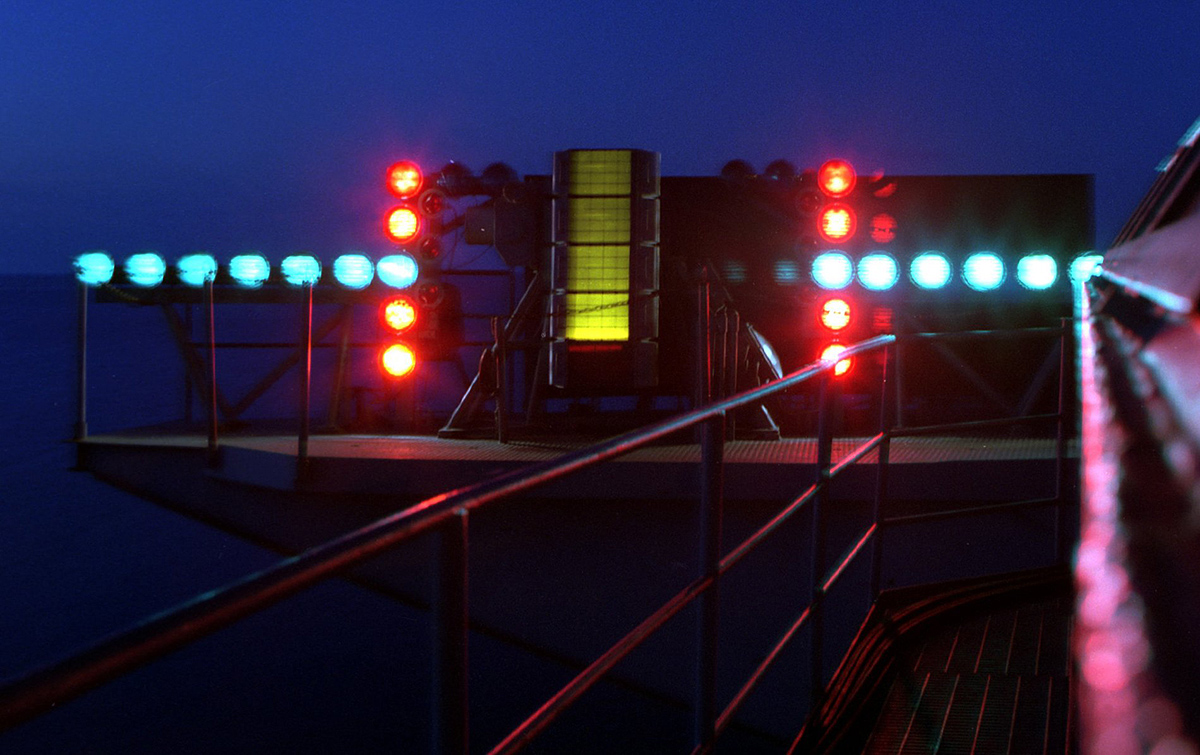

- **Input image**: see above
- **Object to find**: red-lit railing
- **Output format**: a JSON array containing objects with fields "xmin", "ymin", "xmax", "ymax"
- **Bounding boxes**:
[{"xmin": 18, "ymin": 293, "xmax": 1075, "ymax": 753}]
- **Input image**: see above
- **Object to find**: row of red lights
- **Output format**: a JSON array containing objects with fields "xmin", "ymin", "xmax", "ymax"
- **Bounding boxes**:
[
  {"xmin": 381, "ymin": 161, "xmax": 427, "ymax": 379},
  {"xmin": 816, "ymin": 160, "xmax": 858, "ymax": 376}
]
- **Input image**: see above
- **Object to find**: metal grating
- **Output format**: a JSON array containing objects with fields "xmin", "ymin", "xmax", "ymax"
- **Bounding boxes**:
[{"xmin": 864, "ymin": 596, "xmax": 1073, "ymax": 754}]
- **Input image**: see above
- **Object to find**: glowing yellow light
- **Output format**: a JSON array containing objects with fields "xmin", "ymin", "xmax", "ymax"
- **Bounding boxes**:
[
  {"xmin": 562, "ymin": 150, "xmax": 636, "ymax": 341},
  {"xmin": 381, "ymin": 343, "xmax": 416, "ymax": 378},
  {"xmin": 819, "ymin": 204, "xmax": 855, "ymax": 242},
  {"xmin": 385, "ymin": 206, "xmax": 421, "ymax": 243},
  {"xmin": 381, "ymin": 296, "xmax": 417, "ymax": 333},
  {"xmin": 820, "ymin": 298, "xmax": 851, "ymax": 331}
]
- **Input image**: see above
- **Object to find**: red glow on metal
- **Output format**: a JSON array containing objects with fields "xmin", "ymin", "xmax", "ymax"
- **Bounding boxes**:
[
  {"xmin": 818, "ymin": 159, "xmax": 856, "ymax": 198},
  {"xmin": 381, "ymin": 296, "xmax": 417, "ymax": 333},
  {"xmin": 820, "ymin": 343, "xmax": 852, "ymax": 376},
  {"xmin": 819, "ymin": 204, "xmax": 856, "ymax": 242},
  {"xmin": 820, "ymin": 298, "xmax": 851, "ymax": 331},
  {"xmin": 871, "ymin": 307, "xmax": 893, "ymax": 334},
  {"xmin": 568, "ymin": 343, "xmax": 623, "ymax": 353},
  {"xmin": 385, "ymin": 206, "xmax": 421, "ymax": 243},
  {"xmin": 870, "ymin": 213, "xmax": 897, "ymax": 243},
  {"xmin": 387, "ymin": 161, "xmax": 423, "ymax": 198},
  {"xmin": 381, "ymin": 343, "xmax": 416, "ymax": 378}
]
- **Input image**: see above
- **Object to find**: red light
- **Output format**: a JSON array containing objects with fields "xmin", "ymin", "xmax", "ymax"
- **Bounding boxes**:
[
  {"xmin": 381, "ymin": 296, "xmax": 417, "ymax": 333},
  {"xmin": 870, "ymin": 213, "xmax": 896, "ymax": 244},
  {"xmin": 820, "ymin": 298, "xmax": 851, "ymax": 331},
  {"xmin": 819, "ymin": 204, "xmax": 856, "ymax": 242},
  {"xmin": 818, "ymin": 159, "xmax": 856, "ymax": 198},
  {"xmin": 381, "ymin": 343, "xmax": 417, "ymax": 378},
  {"xmin": 820, "ymin": 344, "xmax": 853, "ymax": 376},
  {"xmin": 387, "ymin": 161, "xmax": 423, "ymax": 198},
  {"xmin": 385, "ymin": 206, "xmax": 421, "ymax": 243}
]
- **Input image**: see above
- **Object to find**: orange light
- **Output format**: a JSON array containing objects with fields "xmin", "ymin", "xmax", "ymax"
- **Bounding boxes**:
[
  {"xmin": 819, "ymin": 204, "xmax": 856, "ymax": 242},
  {"xmin": 385, "ymin": 205, "xmax": 421, "ymax": 243},
  {"xmin": 820, "ymin": 344, "xmax": 853, "ymax": 376},
  {"xmin": 381, "ymin": 343, "xmax": 417, "ymax": 378},
  {"xmin": 818, "ymin": 159, "xmax": 856, "ymax": 198},
  {"xmin": 381, "ymin": 296, "xmax": 417, "ymax": 333},
  {"xmin": 820, "ymin": 298, "xmax": 851, "ymax": 331},
  {"xmin": 387, "ymin": 161, "xmax": 423, "ymax": 198}
]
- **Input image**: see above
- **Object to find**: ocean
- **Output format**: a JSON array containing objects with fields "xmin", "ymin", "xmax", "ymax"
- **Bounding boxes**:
[{"xmin": 0, "ymin": 275, "xmax": 442, "ymax": 753}]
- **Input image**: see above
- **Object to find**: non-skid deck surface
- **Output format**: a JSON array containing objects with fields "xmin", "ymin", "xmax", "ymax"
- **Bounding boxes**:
[{"xmin": 864, "ymin": 595, "xmax": 1073, "ymax": 754}]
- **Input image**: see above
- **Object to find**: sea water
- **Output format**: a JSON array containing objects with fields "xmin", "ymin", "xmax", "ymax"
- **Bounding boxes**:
[{"xmin": 0, "ymin": 276, "xmax": 436, "ymax": 753}]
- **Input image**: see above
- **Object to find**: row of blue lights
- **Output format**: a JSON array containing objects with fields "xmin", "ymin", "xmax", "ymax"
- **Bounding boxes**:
[
  {"xmin": 810, "ymin": 251, "xmax": 1103, "ymax": 292},
  {"xmin": 73, "ymin": 251, "xmax": 422, "ymax": 291}
]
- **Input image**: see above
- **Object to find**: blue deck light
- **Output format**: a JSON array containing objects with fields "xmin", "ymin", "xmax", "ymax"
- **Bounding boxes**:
[
  {"xmin": 963, "ymin": 252, "xmax": 1005, "ymax": 291},
  {"xmin": 1016, "ymin": 254, "xmax": 1058, "ymax": 290},
  {"xmin": 177, "ymin": 254, "xmax": 217, "ymax": 287},
  {"xmin": 910, "ymin": 252, "xmax": 951, "ymax": 289},
  {"xmin": 377, "ymin": 253, "xmax": 419, "ymax": 289},
  {"xmin": 124, "ymin": 252, "xmax": 166, "ymax": 287},
  {"xmin": 858, "ymin": 253, "xmax": 899, "ymax": 291},
  {"xmin": 333, "ymin": 254, "xmax": 374, "ymax": 289},
  {"xmin": 230, "ymin": 254, "xmax": 270, "ymax": 288},
  {"xmin": 812, "ymin": 252, "xmax": 853, "ymax": 290},
  {"xmin": 74, "ymin": 251, "xmax": 114, "ymax": 286},
  {"xmin": 281, "ymin": 254, "xmax": 322, "ymax": 286}
]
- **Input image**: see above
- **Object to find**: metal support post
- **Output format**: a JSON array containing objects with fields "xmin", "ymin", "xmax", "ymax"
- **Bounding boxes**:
[
  {"xmin": 205, "ymin": 277, "xmax": 219, "ymax": 467},
  {"xmin": 327, "ymin": 304, "xmax": 353, "ymax": 430},
  {"xmin": 184, "ymin": 304, "xmax": 194, "ymax": 425},
  {"xmin": 871, "ymin": 345, "xmax": 893, "ymax": 600},
  {"xmin": 298, "ymin": 283, "xmax": 313, "ymax": 475},
  {"xmin": 432, "ymin": 508, "xmax": 470, "ymax": 755},
  {"xmin": 694, "ymin": 268, "xmax": 712, "ymax": 434},
  {"xmin": 694, "ymin": 410, "xmax": 725, "ymax": 751},
  {"xmin": 74, "ymin": 282, "xmax": 88, "ymax": 442},
  {"xmin": 493, "ymin": 317, "xmax": 508, "ymax": 443},
  {"xmin": 810, "ymin": 374, "xmax": 836, "ymax": 718}
]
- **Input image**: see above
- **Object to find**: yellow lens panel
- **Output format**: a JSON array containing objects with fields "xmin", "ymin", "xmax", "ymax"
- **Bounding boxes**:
[
  {"xmin": 568, "ymin": 150, "xmax": 632, "ymax": 196},
  {"xmin": 564, "ymin": 293, "xmax": 629, "ymax": 340}
]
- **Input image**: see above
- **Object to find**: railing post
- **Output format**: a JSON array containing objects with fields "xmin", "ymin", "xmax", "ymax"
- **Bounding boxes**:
[
  {"xmin": 871, "ymin": 344, "xmax": 893, "ymax": 600},
  {"xmin": 298, "ymin": 282, "xmax": 313, "ymax": 476},
  {"xmin": 1054, "ymin": 317, "xmax": 1070, "ymax": 563},
  {"xmin": 810, "ymin": 373, "xmax": 836, "ymax": 721},
  {"xmin": 205, "ymin": 276, "xmax": 219, "ymax": 467},
  {"xmin": 327, "ymin": 305, "xmax": 353, "ymax": 430},
  {"xmin": 694, "ymin": 409, "xmax": 725, "ymax": 751},
  {"xmin": 694, "ymin": 267, "xmax": 712, "ymax": 429},
  {"xmin": 493, "ymin": 317, "xmax": 508, "ymax": 444},
  {"xmin": 75, "ymin": 281, "xmax": 88, "ymax": 442},
  {"xmin": 432, "ymin": 507, "xmax": 470, "ymax": 755}
]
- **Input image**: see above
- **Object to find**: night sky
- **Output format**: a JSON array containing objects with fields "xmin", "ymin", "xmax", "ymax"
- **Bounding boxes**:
[{"xmin": 4, "ymin": 0, "xmax": 1199, "ymax": 274}]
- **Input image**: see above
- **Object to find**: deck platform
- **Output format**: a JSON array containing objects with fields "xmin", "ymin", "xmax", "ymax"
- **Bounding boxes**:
[{"xmin": 80, "ymin": 431, "xmax": 1075, "ymax": 504}]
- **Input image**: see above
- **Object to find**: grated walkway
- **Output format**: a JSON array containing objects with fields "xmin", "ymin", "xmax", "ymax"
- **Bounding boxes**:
[{"xmin": 864, "ymin": 595, "xmax": 1073, "ymax": 754}]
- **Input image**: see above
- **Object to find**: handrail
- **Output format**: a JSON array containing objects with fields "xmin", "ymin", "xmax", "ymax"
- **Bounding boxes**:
[
  {"xmin": 22, "ymin": 316, "xmax": 1076, "ymax": 752},
  {"xmin": 0, "ymin": 334, "xmax": 891, "ymax": 732}
]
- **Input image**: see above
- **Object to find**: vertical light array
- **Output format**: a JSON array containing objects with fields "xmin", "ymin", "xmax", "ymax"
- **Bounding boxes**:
[{"xmin": 549, "ymin": 149, "xmax": 660, "ymax": 388}]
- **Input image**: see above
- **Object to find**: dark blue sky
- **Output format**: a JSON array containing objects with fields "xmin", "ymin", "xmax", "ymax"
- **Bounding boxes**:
[{"xmin": 4, "ymin": 0, "xmax": 1198, "ymax": 274}]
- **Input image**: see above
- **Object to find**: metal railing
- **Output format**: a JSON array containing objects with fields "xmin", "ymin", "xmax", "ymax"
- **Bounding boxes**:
[{"xmin": 43, "ymin": 305, "xmax": 1074, "ymax": 752}]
